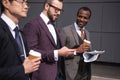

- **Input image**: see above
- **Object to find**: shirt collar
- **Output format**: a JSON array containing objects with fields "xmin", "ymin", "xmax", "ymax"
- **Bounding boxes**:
[
  {"xmin": 1, "ymin": 13, "xmax": 18, "ymax": 31},
  {"xmin": 40, "ymin": 12, "xmax": 49, "ymax": 25},
  {"xmin": 74, "ymin": 22, "xmax": 85, "ymax": 31}
]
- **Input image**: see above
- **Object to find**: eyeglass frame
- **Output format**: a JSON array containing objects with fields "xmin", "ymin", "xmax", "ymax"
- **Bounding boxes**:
[
  {"xmin": 48, "ymin": 3, "xmax": 64, "ymax": 13},
  {"xmin": 12, "ymin": 0, "xmax": 28, "ymax": 5}
]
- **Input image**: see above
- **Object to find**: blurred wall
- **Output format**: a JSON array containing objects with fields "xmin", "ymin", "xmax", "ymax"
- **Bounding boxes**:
[{"xmin": 0, "ymin": 0, "xmax": 120, "ymax": 63}]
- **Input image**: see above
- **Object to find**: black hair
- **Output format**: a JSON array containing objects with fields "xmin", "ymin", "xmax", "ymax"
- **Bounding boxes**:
[
  {"xmin": 0, "ymin": 0, "xmax": 4, "ymax": 12},
  {"xmin": 77, "ymin": 7, "xmax": 92, "ymax": 19},
  {"xmin": 0, "ymin": 0, "xmax": 13, "ymax": 13}
]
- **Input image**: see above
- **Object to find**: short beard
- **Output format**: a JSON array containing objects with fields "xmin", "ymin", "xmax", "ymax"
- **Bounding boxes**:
[{"xmin": 47, "ymin": 10, "xmax": 54, "ymax": 22}]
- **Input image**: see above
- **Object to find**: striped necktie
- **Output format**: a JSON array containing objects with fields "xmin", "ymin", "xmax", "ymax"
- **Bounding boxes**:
[{"xmin": 80, "ymin": 28, "xmax": 84, "ymax": 40}]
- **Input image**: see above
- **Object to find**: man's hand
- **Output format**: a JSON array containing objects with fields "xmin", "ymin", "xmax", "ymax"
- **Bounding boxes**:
[
  {"xmin": 58, "ymin": 46, "xmax": 76, "ymax": 57},
  {"xmin": 23, "ymin": 57, "xmax": 41, "ymax": 74},
  {"xmin": 76, "ymin": 43, "xmax": 90, "ymax": 53}
]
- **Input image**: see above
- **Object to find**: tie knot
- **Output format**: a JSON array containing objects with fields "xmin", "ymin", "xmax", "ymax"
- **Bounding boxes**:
[
  {"xmin": 14, "ymin": 27, "xmax": 19, "ymax": 33},
  {"xmin": 80, "ymin": 28, "xmax": 83, "ymax": 31},
  {"xmin": 80, "ymin": 28, "xmax": 84, "ymax": 33}
]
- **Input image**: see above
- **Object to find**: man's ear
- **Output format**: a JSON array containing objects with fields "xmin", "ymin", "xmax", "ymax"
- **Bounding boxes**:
[
  {"xmin": 2, "ymin": 0, "xmax": 10, "ymax": 9},
  {"xmin": 44, "ymin": 3, "xmax": 49, "ymax": 11}
]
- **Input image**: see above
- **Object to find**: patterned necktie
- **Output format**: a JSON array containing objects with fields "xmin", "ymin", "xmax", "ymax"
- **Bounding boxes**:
[
  {"xmin": 80, "ymin": 28, "xmax": 84, "ymax": 40},
  {"xmin": 14, "ymin": 27, "xmax": 30, "ymax": 80},
  {"xmin": 14, "ymin": 27, "xmax": 25, "ymax": 61}
]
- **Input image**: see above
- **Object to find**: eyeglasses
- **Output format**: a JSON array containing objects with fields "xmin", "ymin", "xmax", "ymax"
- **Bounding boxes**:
[
  {"xmin": 48, "ymin": 3, "xmax": 64, "ymax": 13},
  {"xmin": 13, "ymin": 0, "xmax": 28, "ymax": 5}
]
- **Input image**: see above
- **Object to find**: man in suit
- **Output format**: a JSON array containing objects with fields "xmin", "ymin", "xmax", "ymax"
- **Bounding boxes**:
[
  {"xmin": 23, "ymin": 0, "xmax": 75, "ymax": 80},
  {"xmin": 60, "ymin": 7, "xmax": 92, "ymax": 80},
  {"xmin": 0, "ymin": 0, "xmax": 40, "ymax": 80}
]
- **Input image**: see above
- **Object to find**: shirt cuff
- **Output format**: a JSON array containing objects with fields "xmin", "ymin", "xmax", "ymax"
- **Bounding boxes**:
[
  {"xmin": 54, "ymin": 50, "xmax": 58, "ymax": 61},
  {"xmin": 74, "ymin": 51, "xmax": 77, "ymax": 55}
]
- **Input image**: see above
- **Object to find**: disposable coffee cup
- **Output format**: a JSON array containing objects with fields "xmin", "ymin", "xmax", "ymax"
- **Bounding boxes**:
[
  {"xmin": 28, "ymin": 50, "xmax": 41, "ymax": 60},
  {"xmin": 83, "ymin": 39, "xmax": 91, "ymax": 47}
]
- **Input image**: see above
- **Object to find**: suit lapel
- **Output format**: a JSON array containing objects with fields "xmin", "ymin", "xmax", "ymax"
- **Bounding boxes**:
[
  {"xmin": 20, "ymin": 29, "xmax": 29, "ymax": 56},
  {"xmin": 54, "ymin": 26, "xmax": 62, "ymax": 48},
  {"xmin": 38, "ymin": 17, "xmax": 56, "ymax": 47},
  {"xmin": 84, "ymin": 29, "xmax": 90, "ymax": 41},
  {"xmin": 70, "ymin": 25, "xmax": 80, "ymax": 45},
  {"xmin": 0, "ymin": 19, "xmax": 23, "ymax": 62}
]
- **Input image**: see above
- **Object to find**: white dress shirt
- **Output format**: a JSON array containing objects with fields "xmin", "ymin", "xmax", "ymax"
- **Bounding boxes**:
[
  {"xmin": 74, "ymin": 22, "xmax": 85, "ymax": 37},
  {"xmin": 40, "ymin": 13, "xmax": 58, "ymax": 61}
]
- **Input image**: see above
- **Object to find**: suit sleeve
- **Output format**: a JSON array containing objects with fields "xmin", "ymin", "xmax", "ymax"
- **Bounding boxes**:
[
  {"xmin": 0, "ymin": 64, "xmax": 25, "ymax": 80},
  {"xmin": 0, "ymin": 32, "xmax": 26, "ymax": 80},
  {"xmin": 59, "ymin": 28, "xmax": 67, "ymax": 46}
]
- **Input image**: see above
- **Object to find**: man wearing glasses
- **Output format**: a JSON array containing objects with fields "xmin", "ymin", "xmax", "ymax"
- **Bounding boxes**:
[
  {"xmin": 23, "ymin": 0, "xmax": 76, "ymax": 80},
  {"xmin": 0, "ymin": 0, "xmax": 41, "ymax": 80}
]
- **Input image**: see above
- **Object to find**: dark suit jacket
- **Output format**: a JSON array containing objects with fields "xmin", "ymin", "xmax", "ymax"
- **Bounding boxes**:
[
  {"xmin": 23, "ymin": 16, "xmax": 65, "ymax": 80},
  {"xmin": 0, "ymin": 18, "xmax": 29, "ymax": 80},
  {"xmin": 60, "ymin": 24, "xmax": 91, "ymax": 80}
]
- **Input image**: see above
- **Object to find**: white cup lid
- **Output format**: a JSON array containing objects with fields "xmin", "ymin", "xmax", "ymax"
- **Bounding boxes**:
[
  {"xmin": 84, "ymin": 39, "xmax": 91, "ymax": 44},
  {"xmin": 29, "ymin": 50, "xmax": 41, "ymax": 57}
]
